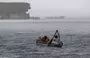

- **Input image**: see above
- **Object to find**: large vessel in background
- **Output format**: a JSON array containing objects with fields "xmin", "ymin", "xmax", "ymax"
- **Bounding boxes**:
[{"xmin": 0, "ymin": 2, "xmax": 30, "ymax": 19}]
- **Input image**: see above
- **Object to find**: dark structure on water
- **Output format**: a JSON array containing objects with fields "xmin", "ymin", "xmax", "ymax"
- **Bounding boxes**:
[{"xmin": 0, "ymin": 2, "xmax": 30, "ymax": 19}]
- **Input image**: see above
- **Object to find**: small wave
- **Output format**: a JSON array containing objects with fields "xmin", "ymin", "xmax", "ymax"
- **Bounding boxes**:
[{"xmin": 58, "ymin": 53, "xmax": 90, "ymax": 55}]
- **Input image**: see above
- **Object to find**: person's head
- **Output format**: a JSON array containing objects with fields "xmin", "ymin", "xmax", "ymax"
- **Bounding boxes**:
[
  {"xmin": 56, "ymin": 30, "xmax": 58, "ymax": 32},
  {"xmin": 44, "ymin": 36, "xmax": 47, "ymax": 39}
]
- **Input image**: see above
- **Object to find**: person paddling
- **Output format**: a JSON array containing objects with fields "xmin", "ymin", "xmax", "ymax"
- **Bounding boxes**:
[
  {"xmin": 37, "ymin": 30, "xmax": 63, "ymax": 47},
  {"xmin": 48, "ymin": 30, "xmax": 61, "ymax": 45},
  {"xmin": 39, "ymin": 35, "xmax": 50, "ymax": 44}
]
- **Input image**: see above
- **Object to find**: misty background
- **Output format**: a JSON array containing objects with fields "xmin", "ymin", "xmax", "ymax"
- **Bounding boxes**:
[
  {"xmin": 30, "ymin": 0, "xmax": 90, "ymax": 18},
  {"xmin": 0, "ymin": 0, "xmax": 90, "ymax": 33},
  {"xmin": 0, "ymin": 0, "xmax": 90, "ymax": 18}
]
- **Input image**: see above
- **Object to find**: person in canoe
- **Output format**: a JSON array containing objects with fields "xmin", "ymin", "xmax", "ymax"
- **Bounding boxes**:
[
  {"xmin": 38, "ymin": 30, "xmax": 60, "ymax": 44},
  {"xmin": 37, "ymin": 30, "xmax": 63, "ymax": 47},
  {"xmin": 48, "ymin": 30, "xmax": 60, "ymax": 45},
  {"xmin": 48, "ymin": 30, "xmax": 63, "ymax": 47},
  {"xmin": 39, "ymin": 35, "xmax": 50, "ymax": 44}
]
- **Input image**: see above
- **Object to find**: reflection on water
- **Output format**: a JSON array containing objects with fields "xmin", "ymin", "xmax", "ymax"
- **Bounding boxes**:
[{"xmin": 0, "ymin": 31, "xmax": 90, "ymax": 58}]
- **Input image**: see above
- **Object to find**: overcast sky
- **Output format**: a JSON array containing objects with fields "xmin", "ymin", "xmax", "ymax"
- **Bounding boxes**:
[{"xmin": 1, "ymin": 0, "xmax": 90, "ymax": 17}]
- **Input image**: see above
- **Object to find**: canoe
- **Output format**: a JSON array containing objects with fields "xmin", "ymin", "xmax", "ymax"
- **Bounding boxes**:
[{"xmin": 36, "ymin": 39, "xmax": 63, "ymax": 48}]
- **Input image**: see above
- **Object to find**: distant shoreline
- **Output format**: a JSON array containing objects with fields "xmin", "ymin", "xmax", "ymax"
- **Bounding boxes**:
[{"xmin": 0, "ymin": 19, "xmax": 90, "ymax": 22}]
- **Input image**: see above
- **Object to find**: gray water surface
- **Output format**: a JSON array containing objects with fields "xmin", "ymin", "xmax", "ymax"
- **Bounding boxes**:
[
  {"xmin": 0, "ymin": 31, "xmax": 90, "ymax": 58},
  {"xmin": 0, "ymin": 21, "xmax": 90, "ymax": 58}
]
